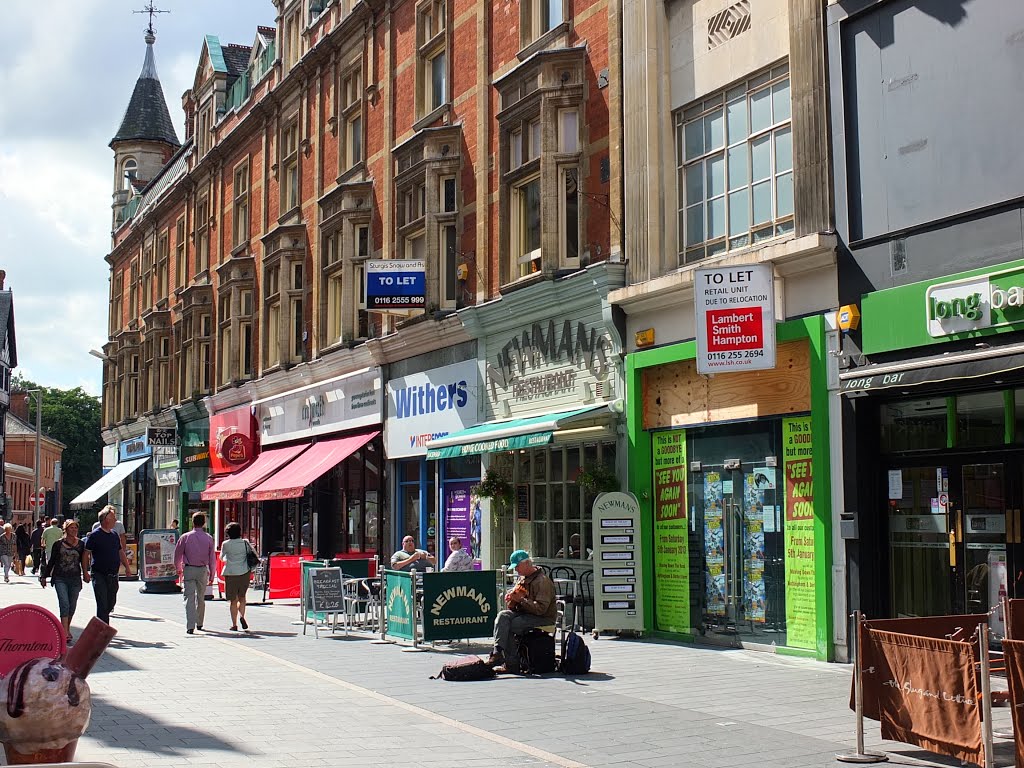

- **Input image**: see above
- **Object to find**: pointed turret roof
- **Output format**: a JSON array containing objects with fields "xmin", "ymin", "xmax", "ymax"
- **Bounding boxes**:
[{"xmin": 110, "ymin": 29, "xmax": 180, "ymax": 149}]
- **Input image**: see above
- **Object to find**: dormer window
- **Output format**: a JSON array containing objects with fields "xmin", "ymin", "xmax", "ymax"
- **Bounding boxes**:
[{"xmin": 122, "ymin": 158, "xmax": 138, "ymax": 190}]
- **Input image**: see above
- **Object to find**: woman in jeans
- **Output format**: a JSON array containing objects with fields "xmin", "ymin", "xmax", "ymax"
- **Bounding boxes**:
[
  {"xmin": 219, "ymin": 522, "xmax": 252, "ymax": 631},
  {"xmin": 0, "ymin": 524, "xmax": 16, "ymax": 582},
  {"xmin": 40, "ymin": 520, "xmax": 89, "ymax": 643},
  {"xmin": 15, "ymin": 523, "xmax": 31, "ymax": 575}
]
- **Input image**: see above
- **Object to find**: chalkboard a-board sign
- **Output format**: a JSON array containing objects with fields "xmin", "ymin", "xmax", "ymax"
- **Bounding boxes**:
[
  {"xmin": 515, "ymin": 484, "xmax": 530, "ymax": 521},
  {"xmin": 309, "ymin": 568, "xmax": 344, "ymax": 612}
]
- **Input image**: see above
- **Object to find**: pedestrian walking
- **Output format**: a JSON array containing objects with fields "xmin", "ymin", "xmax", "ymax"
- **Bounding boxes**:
[
  {"xmin": 39, "ymin": 520, "xmax": 88, "ymax": 644},
  {"xmin": 219, "ymin": 522, "xmax": 253, "ymax": 631},
  {"xmin": 84, "ymin": 506, "xmax": 130, "ymax": 626},
  {"xmin": 174, "ymin": 511, "xmax": 215, "ymax": 635},
  {"xmin": 0, "ymin": 524, "xmax": 16, "ymax": 582},
  {"xmin": 41, "ymin": 517, "xmax": 63, "ymax": 560},
  {"xmin": 15, "ymin": 523, "xmax": 31, "ymax": 575},
  {"xmin": 30, "ymin": 518, "xmax": 45, "ymax": 574}
]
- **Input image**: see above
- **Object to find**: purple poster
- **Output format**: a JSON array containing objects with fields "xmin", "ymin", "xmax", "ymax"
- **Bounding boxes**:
[{"xmin": 443, "ymin": 482, "xmax": 480, "ymax": 567}]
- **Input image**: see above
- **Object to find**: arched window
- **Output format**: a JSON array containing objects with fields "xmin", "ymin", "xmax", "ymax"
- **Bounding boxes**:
[{"xmin": 122, "ymin": 158, "xmax": 138, "ymax": 190}]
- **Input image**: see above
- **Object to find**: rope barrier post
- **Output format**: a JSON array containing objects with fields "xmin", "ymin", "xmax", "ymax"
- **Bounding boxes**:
[
  {"xmin": 837, "ymin": 611, "xmax": 888, "ymax": 763},
  {"xmin": 979, "ymin": 622, "xmax": 995, "ymax": 768},
  {"xmin": 994, "ymin": 595, "xmax": 1016, "ymax": 741}
]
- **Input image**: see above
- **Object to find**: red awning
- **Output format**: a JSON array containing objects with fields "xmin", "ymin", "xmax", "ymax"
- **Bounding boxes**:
[
  {"xmin": 200, "ymin": 444, "xmax": 310, "ymax": 501},
  {"xmin": 247, "ymin": 431, "xmax": 379, "ymax": 502}
]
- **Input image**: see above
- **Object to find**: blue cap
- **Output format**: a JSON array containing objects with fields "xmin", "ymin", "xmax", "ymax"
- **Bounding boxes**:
[{"xmin": 508, "ymin": 549, "xmax": 530, "ymax": 570}]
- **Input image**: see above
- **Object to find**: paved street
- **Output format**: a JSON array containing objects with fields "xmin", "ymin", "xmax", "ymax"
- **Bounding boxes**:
[{"xmin": 0, "ymin": 573, "xmax": 1014, "ymax": 768}]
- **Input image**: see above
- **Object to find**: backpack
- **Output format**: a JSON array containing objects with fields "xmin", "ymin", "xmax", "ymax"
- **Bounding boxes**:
[
  {"xmin": 518, "ymin": 629, "xmax": 557, "ymax": 674},
  {"xmin": 430, "ymin": 656, "xmax": 496, "ymax": 681},
  {"xmin": 559, "ymin": 631, "xmax": 592, "ymax": 675}
]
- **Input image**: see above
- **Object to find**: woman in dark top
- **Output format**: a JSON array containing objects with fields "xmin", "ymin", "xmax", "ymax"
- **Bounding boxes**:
[
  {"xmin": 15, "ymin": 523, "xmax": 31, "ymax": 575},
  {"xmin": 40, "ymin": 520, "xmax": 89, "ymax": 644}
]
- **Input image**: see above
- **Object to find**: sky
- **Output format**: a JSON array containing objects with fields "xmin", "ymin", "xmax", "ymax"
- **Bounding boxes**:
[{"xmin": 0, "ymin": 1, "xmax": 274, "ymax": 396}]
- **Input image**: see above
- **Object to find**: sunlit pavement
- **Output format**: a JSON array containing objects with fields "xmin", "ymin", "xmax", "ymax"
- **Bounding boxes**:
[{"xmin": 0, "ymin": 573, "xmax": 1008, "ymax": 768}]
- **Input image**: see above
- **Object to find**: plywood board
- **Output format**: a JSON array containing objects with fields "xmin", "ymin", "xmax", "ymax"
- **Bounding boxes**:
[{"xmin": 642, "ymin": 339, "xmax": 811, "ymax": 430}]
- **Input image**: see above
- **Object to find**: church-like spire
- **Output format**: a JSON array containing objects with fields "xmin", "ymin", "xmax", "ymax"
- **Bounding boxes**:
[{"xmin": 109, "ymin": 25, "xmax": 180, "ymax": 149}]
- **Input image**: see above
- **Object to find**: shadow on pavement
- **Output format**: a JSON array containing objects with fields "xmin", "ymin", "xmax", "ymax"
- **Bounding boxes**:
[
  {"xmin": 107, "ymin": 637, "xmax": 172, "ymax": 650},
  {"xmin": 230, "ymin": 629, "xmax": 299, "ymax": 638},
  {"xmin": 88, "ymin": 696, "xmax": 258, "ymax": 757},
  {"xmin": 107, "ymin": 613, "xmax": 166, "ymax": 622}
]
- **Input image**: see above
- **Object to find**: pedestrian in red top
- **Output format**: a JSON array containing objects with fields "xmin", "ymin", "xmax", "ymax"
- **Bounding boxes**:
[{"xmin": 173, "ymin": 511, "xmax": 216, "ymax": 635}]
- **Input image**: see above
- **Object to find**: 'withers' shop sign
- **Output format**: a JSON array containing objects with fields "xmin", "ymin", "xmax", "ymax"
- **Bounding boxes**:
[
  {"xmin": 421, "ymin": 571, "xmax": 498, "ymax": 642},
  {"xmin": 385, "ymin": 360, "xmax": 480, "ymax": 459},
  {"xmin": 258, "ymin": 367, "xmax": 383, "ymax": 446},
  {"xmin": 862, "ymin": 259, "xmax": 1024, "ymax": 354},
  {"xmin": 486, "ymin": 319, "xmax": 613, "ymax": 405},
  {"xmin": 119, "ymin": 433, "xmax": 151, "ymax": 461}
]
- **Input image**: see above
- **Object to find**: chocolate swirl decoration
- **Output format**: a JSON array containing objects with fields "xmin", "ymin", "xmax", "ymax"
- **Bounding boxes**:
[{"xmin": 5, "ymin": 660, "xmax": 84, "ymax": 718}]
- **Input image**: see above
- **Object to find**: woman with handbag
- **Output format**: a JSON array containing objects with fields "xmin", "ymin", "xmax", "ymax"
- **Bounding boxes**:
[
  {"xmin": 39, "ymin": 520, "xmax": 88, "ymax": 644},
  {"xmin": 219, "ymin": 522, "xmax": 256, "ymax": 631},
  {"xmin": 15, "ymin": 523, "xmax": 31, "ymax": 575}
]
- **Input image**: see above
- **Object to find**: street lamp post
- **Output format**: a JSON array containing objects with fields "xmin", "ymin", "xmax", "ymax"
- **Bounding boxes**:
[{"xmin": 26, "ymin": 389, "xmax": 41, "ymax": 521}]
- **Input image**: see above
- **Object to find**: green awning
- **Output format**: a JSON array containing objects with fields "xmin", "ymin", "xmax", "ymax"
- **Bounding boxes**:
[{"xmin": 425, "ymin": 405, "xmax": 611, "ymax": 460}]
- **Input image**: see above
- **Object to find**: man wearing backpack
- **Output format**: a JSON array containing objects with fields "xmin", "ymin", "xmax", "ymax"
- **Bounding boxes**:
[{"xmin": 487, "ymin": 550, "xmax": 556, "ymax": 674}]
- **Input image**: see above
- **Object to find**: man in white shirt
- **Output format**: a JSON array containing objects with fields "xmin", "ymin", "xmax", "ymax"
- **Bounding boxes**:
[{"xmin": 442, "ymin": 536, "xmax": 474, "ymax": 572}]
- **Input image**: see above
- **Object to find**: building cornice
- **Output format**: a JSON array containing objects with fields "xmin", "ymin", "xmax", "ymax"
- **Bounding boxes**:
[{"xmin": 609, "ymin": 233, "xmax": 837, "ymax": 315}]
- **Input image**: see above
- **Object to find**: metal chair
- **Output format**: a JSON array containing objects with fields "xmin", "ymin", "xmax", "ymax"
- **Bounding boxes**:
[{"xmin": 578, "ymin": 570, "xmax": 595, "ymax": 632}]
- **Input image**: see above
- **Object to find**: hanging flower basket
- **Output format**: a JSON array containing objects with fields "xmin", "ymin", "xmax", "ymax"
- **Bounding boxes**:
[
  {"xmin": 472, "ymin": 467, "xmax": 513, "ymax": 507},
  {"xmin": 575, "ymin": 463, "xmax": 620, "ymax": 495}
]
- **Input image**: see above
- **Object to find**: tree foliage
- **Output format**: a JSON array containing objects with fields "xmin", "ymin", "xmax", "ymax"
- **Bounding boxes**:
[{"xmin": 11, "ymin": 375, "xmax": 102, "ymax": 517}]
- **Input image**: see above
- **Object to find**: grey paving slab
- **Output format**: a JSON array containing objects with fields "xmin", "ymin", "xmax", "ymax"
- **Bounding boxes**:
[{"xmin": 0, "ymin": 572, "xmax": 1009, "ymax": 767}]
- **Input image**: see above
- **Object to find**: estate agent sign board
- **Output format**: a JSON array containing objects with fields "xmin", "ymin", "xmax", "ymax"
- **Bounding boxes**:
[{"xmin": 694, "ymin": 264, "xmax": 776, "ymax": 374}]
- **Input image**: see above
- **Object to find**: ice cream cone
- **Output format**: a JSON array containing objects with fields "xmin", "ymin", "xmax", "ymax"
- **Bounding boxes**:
[{"xmin": 2, "ymin": 737, "xmax": 77, "ymax": 764}]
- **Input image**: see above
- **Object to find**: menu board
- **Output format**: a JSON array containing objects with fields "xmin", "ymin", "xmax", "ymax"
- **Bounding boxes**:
[
  {"xmin": 309, "ymin": 568, "xmax": 344, "ymax": 612},
  {"xmin": 783, "ymin": 416, "xmax": 817, "ymax": 651},
  {"xmin": 139, "ymin": 529, "xmax": 178, "ymax": 582},
  {"xmin": 591, "ymin": 492, "xmax": 645, "ymax": 633},
  {"xmin": 652, "ymin": 430, "xmax": 689, "ymax": 633}
]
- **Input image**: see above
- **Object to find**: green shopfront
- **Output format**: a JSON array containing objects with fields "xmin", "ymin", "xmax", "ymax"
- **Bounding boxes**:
[
  {"xmin": 841, "ymin": 259, "xmax": 1024, "ymax": 627},
  {"xmin": 627, "ymin": 317, "xmax": 834, "ymax": 660}
]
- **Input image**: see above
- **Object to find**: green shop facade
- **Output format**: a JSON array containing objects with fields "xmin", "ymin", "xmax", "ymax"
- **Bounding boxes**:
[
  {"xmin": 627, "ymin": 316, "xmax": 834, "ymax": 660},
  {"xmin": 840, "ymin": 258, "xmax": 1024, "ymax": 629}
]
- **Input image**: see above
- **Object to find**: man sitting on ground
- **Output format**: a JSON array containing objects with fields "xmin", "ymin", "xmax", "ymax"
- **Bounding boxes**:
[
  {"xmin": 390, "ymin": 535, "xmax": 436, "ymax": 572},
  {"xmin": 488, "ymin": 550, "xmax": 556, "ymax": 674},
  {"xmin": 442, "ymin": 536, "xmax": 474, "ymax": 572}
]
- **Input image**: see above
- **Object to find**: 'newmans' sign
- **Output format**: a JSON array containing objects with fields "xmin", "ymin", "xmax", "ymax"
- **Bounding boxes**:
[
  {"xmin": 421, "ymin": 571, "xmax": 498, "ymax": 642},
  {"xmin": 694, "ymin": 265, "xmax": 776, "ymax": 374}
]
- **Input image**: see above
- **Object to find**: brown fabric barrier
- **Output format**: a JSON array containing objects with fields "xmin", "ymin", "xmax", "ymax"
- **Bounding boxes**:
[
  {"xmin": 867, "ymin": 628, "xmax": 983, "ymax": 765},
  {"xmin": 854, "ymin": 614, "xmax": 988, "ymax": 720},
  {"xmin": 1007, "ymin": 599, "xmax": 1024, "ymax": 641},
  {"xmin": 1002, "ymin": 639, "xmax": 1024, "ymax": 768}
]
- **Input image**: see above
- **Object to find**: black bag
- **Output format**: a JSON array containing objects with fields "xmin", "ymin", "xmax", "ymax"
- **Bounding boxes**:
[
  {"xmin": 518, "ymin": 629, "xmax": 557, "ymax": 674},
  {"xmin": 430, "ymin": 655, "xmax": 496, "ymax": 681},
  {"xmin": 559, "ymin": 631, "xmax": 592, "ymax": 675},
  {"xmin": 244, "ymin": 540, "xmax": 260, "ymax": 570}
]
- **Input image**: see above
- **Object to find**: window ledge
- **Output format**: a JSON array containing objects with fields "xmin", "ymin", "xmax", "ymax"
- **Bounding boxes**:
[
  {"xmin": 499, "ymin": 270, "xmax": 549, "ymax": 295},
  {"xmin": 336, "ymin": 162, "xmax": 366, "ymax": 185},
  {"xmin": 413, "ymin": 103, "xmax": 451, "ymax": 133},
  {"xmin": 230, "ymin": 242, "xmax": 249, "ymax": 258},
  {"xmin": 517, "ymin": 22, "xmax": 571, "ymax": 62},
  {"xmin": 278, "ymin": 205, "xmax": 302, "ymax": 225}
]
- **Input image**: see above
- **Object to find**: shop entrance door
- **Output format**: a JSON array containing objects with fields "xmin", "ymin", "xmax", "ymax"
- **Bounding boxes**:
[
  {"xmin": 887, "ymin": 461, "xmax": 1014, "ymax": 621},
  {"xmin": 697, "ymin": 463, "xmax": 786, "ymax": 645}
]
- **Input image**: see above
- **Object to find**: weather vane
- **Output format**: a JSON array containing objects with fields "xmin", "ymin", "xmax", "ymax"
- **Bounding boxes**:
[{"xmin": 133, "ymin": 2, "xmax": 169, "ymax": 36}]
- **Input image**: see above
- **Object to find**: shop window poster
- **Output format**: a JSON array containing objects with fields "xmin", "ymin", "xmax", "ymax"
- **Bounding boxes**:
[
  {"xmin": 743, "ymin": 474, "xmax": 766, "ymax": 624},
  {"xmin": 703, "ymin": 472, "xmax": 726, "ymax": 619},
  {"xmin": 653, "ymin": 430, "xmax": 689, "ymax": 633},
  {"xmin": 783, "ymin": 415, "xmax": 817, "ymax": 651}
]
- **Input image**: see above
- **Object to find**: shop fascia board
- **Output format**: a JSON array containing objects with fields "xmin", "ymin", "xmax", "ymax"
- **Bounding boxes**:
[
  {"xmin": 608, "ymin": 233, "xmax": 837, "ymax": 315},
  {"xmin": 243, "ymin": 345, "xmax": 375, "ymax": 405},
  {"xmin": 458, "ymin": 262, "xmax": 627, "ymax": 340}
]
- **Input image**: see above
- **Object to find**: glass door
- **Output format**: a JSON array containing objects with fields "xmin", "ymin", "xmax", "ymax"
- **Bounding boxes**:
[
  {"xmin": 961, "ymin": 463, "xmax": 1008, "ymax": 625},
  {"xmin": 697, "ymin": 462, "xmax": 785, "ymax": 642},
  {"xmin": 888, "ymin": 466, "xmax": 952, "ymax": 617}
]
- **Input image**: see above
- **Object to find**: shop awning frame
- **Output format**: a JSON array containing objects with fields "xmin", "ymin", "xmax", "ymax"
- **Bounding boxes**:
[
  {"xmin": 69, "ymin": 456, "xmax": 151, "ymax": 508},
  {"xmin": 425, "ymin": 404, "xmax": 616, "ymax": 460},
  {"xmin": 839, "ymin": 346, "xmax": 1024, "ymax": 395},
  {"xmin": 201, "ymin": 443, "xmax": 310, "ymax": 501},
  {"xmin": 247, "ymin": 430, "xmax": 379, "ymax": 501}
]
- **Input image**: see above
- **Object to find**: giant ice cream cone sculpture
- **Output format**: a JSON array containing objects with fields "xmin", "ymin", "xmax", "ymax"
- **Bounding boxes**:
[{"xmin": 0, "ymin": 618, "xmax": 116, "ymax": 764}]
